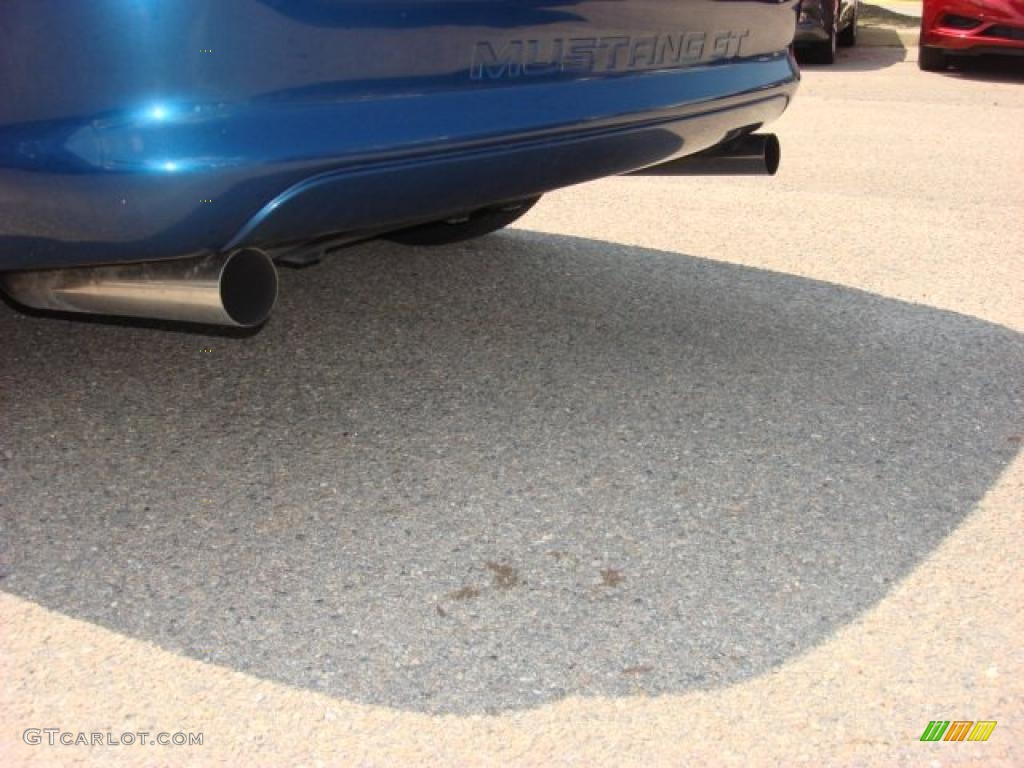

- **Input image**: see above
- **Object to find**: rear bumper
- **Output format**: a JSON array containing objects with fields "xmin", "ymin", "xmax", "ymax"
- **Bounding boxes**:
[
  {"xmin": 0, "ymin": 0, "xmax": 799, "ymax": 271},
  {"xmin": 229, "ymin": 83, "xmax": 796, "ymax": 253}
]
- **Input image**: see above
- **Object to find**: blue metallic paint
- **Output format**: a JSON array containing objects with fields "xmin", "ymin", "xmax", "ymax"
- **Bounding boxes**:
[{"xmin": 0, "ymin": 1, "xmax": 799, "ymax": 271}]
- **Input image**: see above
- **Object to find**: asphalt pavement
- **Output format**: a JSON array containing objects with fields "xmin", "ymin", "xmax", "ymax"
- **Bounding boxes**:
[{"xmin": 2, "ymin": 39, "xmax": 1023, "ymax": 768}]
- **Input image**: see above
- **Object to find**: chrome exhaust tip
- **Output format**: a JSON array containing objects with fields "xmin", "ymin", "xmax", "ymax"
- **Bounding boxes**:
[
  {"xmin": 213, "ymin": 249, "xmax": 279, "ymax": 327},
  {"xmin": 1, "ymin": 249, "xmax": 278, "ymax": 328},
  {"xmin": 629, "ymin": 133, "xmax": 781, "ymax": 177}
]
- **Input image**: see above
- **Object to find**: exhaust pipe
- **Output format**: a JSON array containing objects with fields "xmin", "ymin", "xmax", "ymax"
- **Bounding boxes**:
[
  {"xmin": 629, "ymin": 133, "xmax": 781, "ymax": 177},
  {"xmin": 1, "ymin": 249, "xmax": 278, "ymax": 327}
]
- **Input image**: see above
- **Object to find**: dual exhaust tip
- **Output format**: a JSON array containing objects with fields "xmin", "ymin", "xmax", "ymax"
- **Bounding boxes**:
[
  {"xmin": 0, "ymin": 133, "xmax": 778, "ymax": 328},
  {"xmin": 1, "ymin": 249, "xmax": 278, "ymax": 328}
]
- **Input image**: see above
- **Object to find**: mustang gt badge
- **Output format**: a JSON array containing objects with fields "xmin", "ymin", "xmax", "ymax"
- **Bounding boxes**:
[{"xmin": 471, "ymin": 31, "xmax": 751, "ymax": 79}]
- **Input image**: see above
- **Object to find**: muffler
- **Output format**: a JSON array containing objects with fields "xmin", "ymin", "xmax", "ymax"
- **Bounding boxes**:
[
  {"xmin": 1, "ymin": 249, "xmax": 278, "ymax": 327},
  {"xmin": 629, "ymin": 133, "xmax": 781, "ymax": 177}
]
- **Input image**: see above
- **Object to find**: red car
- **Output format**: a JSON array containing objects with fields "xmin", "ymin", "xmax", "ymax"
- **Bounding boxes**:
[{"xmin": 920, "ymin": 0, "xmax": 1024, "ymax": 70}]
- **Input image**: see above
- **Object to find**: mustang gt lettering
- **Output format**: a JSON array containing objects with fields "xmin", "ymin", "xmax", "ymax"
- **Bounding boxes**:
[{"xmin": 471, "ymin": 31, "xmax": 752, "ymax": 80}]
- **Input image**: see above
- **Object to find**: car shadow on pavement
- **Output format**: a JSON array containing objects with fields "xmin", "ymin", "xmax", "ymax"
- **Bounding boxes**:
[
  {"xmin": 1, "ymin": 231, "xmax": 1021, "ymax": 715},
  {"xmin": 938, "ymin": 54, "xmax": 1024, "ymax": 84},
  {"xmin": 798, "ymin": 38, "xmax": 908, "ymax": 72}
]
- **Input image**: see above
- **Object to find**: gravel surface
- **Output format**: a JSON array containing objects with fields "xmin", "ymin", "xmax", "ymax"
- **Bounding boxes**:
[{"xmin": 2, "ymin": 44, "xmax": 1022, "ymax": 766}]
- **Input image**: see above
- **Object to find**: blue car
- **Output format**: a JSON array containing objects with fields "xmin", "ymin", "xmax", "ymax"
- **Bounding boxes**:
[{"xmin": 0, "ymin": 1, "xmax": 799, "ymax": 327}]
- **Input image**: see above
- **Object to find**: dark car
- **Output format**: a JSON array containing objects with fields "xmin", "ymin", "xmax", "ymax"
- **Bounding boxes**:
[
  {"xmin": 795, "ymin": 0, "xmax": 860, "ymax": 63},
  {"xmin": 0, "ymin": 0, "xmax": 799, "ymax": 328},
  {"xmin": 919, "ymin": 0, "xmax": 1024, "ymax": 70}
]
